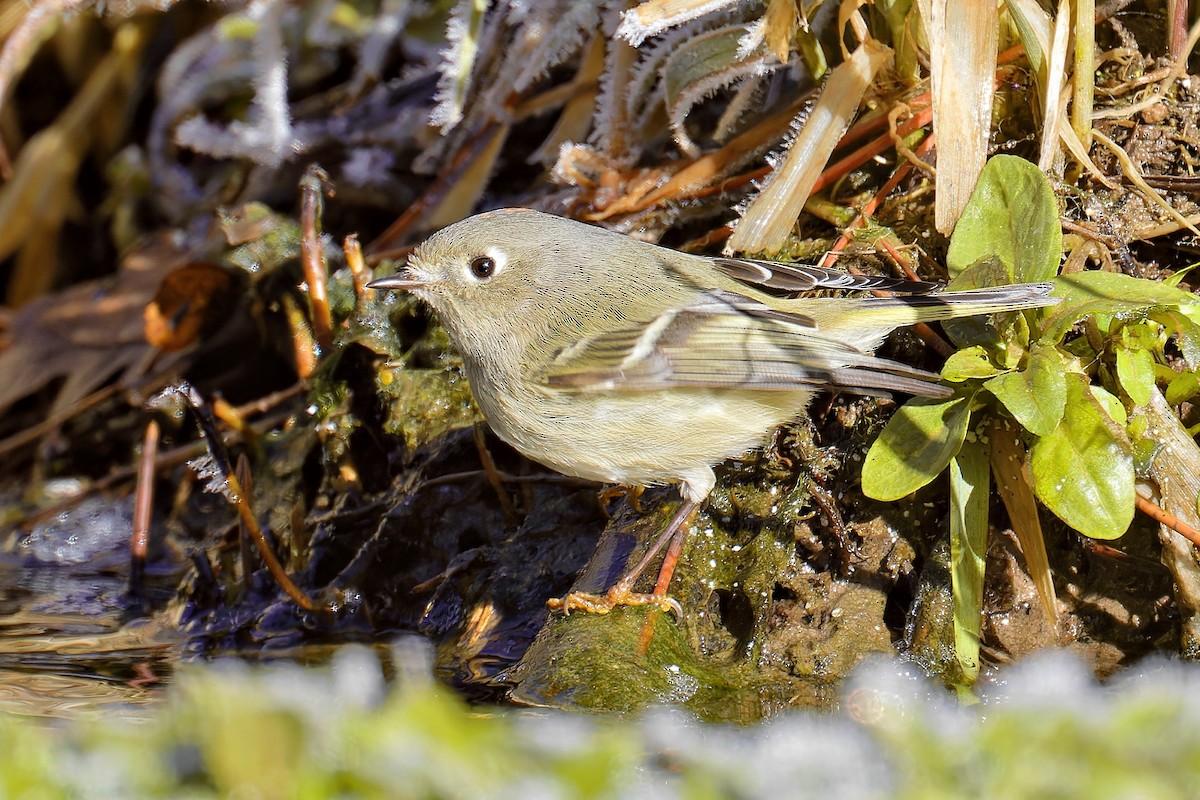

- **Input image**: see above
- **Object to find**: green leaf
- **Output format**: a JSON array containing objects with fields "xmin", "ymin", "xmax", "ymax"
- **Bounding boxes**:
[
  {"xmin": 1165, "ymin": 371, "xmax": 1200, "ymax": 406},
  {"xmin": 862, "ymin": 396, "xmax": 972, "ymax": 501},
  {"xmin": 1054, "ymin": 270, "xmax": 1200, "ymax": 306},
  {"xmin": 1040, "ymin": 271, "xmax": 1199, "ymax": 345},
  {"xmin": 941, "ymin": 259, "xmax": 1023, "ymax": 352},
  {"xmin": 662, "ymin": 24, "xmax": 770, "ymax": 157},
  {"xmin": 941, "ymin": 316, "xmax": 1005, "ymax": 353},
  {"xmin": 942, "ymin": 252, "xmax": 1042, "ymax": 354},
  {"xmin": 1115, "ymin": 345, "xmax": 1155, "ymax": 407},
  {"xmin": 1090, "ymin": 385, "xmax": 1126, "ymax": 425},
  {"xmin": 1030, "ymin": 375, "xmax": 1135, "ymax": 539},
  {"xmin": 1127, "ymin": 415, "xmax": 1164, "ymax": 474},
  {"xmin": 949, "ymin": 436, "xmax": 990, "ymax": 687},
  {"xmin": 941, "ymin": 346, "xmax": 1003, "ymax": 382},
  {"xmin": 946, "ymin": 255, "xmax": 1016, "ymax": 291},
  {"xmin": 1162, "ymin": 261, "xmax": 1200, "ymax": 287},
  {"xmin": 1149, "ymin": 310, "xmax": 1200, "ymax": 369},
  {"xmin": 982, "ymin": 344, "xmax": 1067, "ymax": 437},
  {"xmin": 947, "ymin": 155, "xmax": 1062, "ymax": 283},
  {"xmin": 1006, "ymin": 0, "xmax": 1050, "ymax": 77}
]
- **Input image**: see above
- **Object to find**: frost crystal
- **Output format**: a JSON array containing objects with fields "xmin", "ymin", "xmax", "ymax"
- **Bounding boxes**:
[
  {"xmin": 188, "ymin": 453, "xmax": 240, "ymax": 503},
  {"xmin": 172, "ymin": 0, "xmax": 298, "ymax": 168},
  {"xmin": 616, "ymin": 0, "xmax": 740, "ymax": 47}
]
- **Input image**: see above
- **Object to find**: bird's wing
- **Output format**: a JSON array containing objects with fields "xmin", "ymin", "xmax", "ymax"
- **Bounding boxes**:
[
  {"xmin": 537, "ymin": 290, "xmax": 949, "ymax": 399},
  {"xmin": 711, "ymin": 257, "xmax": 942, "ymax": 294}
]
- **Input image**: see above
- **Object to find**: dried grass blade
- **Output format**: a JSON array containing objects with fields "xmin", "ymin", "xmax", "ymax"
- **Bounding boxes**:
[
  {"xmin": 1036, "ymin": 0, "xmax": 1071, "ymax": 171},
  {"xmin": 1093, "ymin": 128, "xmax": 1200, "ymax": 238},
  {"xmin": 989, "ymin": 417, "xmax": 1059, "ymax": 624},
  {"xmin": 920, "ymin": 0, "xmax": 998, "ymax": 234},
  {"xmin": 727, "ymin": 39, "xmax": 891, "ymax": 255},
  {"xmin": 1132, "ymin": 388, "xmax": 1200, "ymax": 652},
  {"xmin": 1071, "ymin": 0, "xmax": 1095, "ymax": 151}
]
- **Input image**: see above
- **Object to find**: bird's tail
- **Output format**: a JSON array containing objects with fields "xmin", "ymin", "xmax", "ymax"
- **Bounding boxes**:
[{"xmin": 815, "ymin": 282, "xmax": 1058, "ymax": 330}]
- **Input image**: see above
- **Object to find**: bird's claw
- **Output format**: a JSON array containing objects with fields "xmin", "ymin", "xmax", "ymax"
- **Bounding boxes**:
[
  {"xmin": 547, "ymin": 586, "xmax": 683, "ymax": 621},
  {"xmin": 597, "ymin": 484, "xmax": 644, "ymax": 517}
]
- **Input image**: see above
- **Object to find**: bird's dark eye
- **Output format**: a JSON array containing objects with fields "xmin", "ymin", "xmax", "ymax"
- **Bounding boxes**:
[{"xmin": 469, "ymin": 256, "xmax": 496, "ymax": 279}]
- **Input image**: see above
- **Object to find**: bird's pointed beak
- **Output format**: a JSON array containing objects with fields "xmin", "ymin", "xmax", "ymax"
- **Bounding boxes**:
[{"xmin": 367, "ymin": 273, "xmax": 427, "ymax": 291}]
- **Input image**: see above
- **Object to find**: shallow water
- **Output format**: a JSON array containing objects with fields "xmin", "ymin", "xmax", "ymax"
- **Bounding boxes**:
[{"xmin": 0, "ymin": 496, "xmax": 180, "ymax": 718}]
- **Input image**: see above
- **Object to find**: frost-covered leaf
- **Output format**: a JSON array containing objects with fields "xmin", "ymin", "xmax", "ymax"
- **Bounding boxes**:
[
  {"xmin": 429, "ymin": 0, "xmax": 490, "ymax": 131},
  {"xmin": 662, "ymin": 24, "xmax": 774, "ymax": 157},
  {"xmin": 616, "ymin": 0, "xmax": 740, "ymax": 46},
  {"xmin": 174, "ymin": 1, "xmax": 295, "ymax": 168},
  {"xmin": 509, "ymin": 2, "xmax": 601, "ymax": 93},
  {"xmin": 590, "ymin": 5, "xmax": 642, "ymax": 165}
]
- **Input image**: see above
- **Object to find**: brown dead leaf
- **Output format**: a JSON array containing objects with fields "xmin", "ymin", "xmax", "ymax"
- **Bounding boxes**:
[
  {"xmin": 143, "ymin": 263, "xmax": 238, "ymax": 352},
  {"xmin": 0, "ymin": 233, "xmax": 188, "ymax": 417}
]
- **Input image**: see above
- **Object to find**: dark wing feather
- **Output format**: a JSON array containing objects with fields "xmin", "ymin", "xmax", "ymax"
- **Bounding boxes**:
[
  {"xmin": 713, "ymin": 257, "xmax": 942, "ymax": 294},
  {"xmin": 538, "ymin": 291, "xmax": 949, "ymax": 399}
]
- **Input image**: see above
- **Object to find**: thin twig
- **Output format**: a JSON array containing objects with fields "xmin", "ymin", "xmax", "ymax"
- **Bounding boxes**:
[
  {"xmin": 473, "ymin": 423, "xmax": 518, "ymax": 523},
  {"xmin": 129, "ymin": 418, "xmax": 159, "ymax": 603},
  {"xmin": 169, "ymin": 382, "xmax": 322, "ymax": 612},
  {"xmin": 1136, "ymin": 493, "xmax": 1200, "ymax": 549},
  {"xmin": 236, "ymin": 453, "xmax": 256, "ymax": 595},
  {"xmin": 343, "ymin": 234, "xmax": 371, "ymax": 300},
  {"xmin": 299, "ymin": 164, "xmax": 335, "ymax": 353}
]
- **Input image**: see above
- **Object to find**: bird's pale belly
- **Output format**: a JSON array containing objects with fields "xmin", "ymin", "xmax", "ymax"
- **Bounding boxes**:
[{"xmin": 472, "ymin": 377, "xmax": 813, "ymax": 488}]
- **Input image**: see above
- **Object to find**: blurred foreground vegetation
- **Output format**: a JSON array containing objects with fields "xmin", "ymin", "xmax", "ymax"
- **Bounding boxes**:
[{"xmin": 1, "ymin": 646, "xmax": 1198, "ymax": 799}]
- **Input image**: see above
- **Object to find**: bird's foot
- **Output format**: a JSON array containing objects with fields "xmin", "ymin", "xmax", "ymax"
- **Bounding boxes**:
[
  {"xmin": 547, "ymin": 584, "xmax": 682, "ymax": 620},
  {"xmin": 597, "ymin": 484, "xmax": 644, "ymax": 517},
  {"xmin": 549, "ymin": 496, "xmax": 698, "ymax": 623}
]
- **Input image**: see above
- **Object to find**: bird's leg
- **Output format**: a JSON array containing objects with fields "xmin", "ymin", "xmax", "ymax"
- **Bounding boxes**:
[
  {"xmin": 649, "ymin": 517, "xmax": 689, "ymax": 597},
  {"xmin": 634, "ymin": 520, "xmax": 691, "ymax": 652},
  {"xmin": 548, "ymin": 498, "xmax": 699, "ymax": 618}
]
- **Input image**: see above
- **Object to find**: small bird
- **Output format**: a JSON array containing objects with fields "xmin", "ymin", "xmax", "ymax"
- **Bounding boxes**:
[{"xmin": 368, "ymin": 208, "xmax": 1056, "ymax": 616}]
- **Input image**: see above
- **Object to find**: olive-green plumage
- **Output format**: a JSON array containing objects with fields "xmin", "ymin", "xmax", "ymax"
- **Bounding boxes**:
[{"xmin": 370, "ymin": 208, "xmax": 1056, "ymax": 505}]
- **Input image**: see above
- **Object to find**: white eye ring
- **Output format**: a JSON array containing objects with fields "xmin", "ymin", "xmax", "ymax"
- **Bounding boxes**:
[{"xmin": 466, "ymin": 247, "xmax": 506, "ymax": 282}]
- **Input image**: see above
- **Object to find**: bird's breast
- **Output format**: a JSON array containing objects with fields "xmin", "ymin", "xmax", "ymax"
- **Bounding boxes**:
[{"xmin": 461, "ymin": 359, "xmax": 813, "ymax": 488}]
